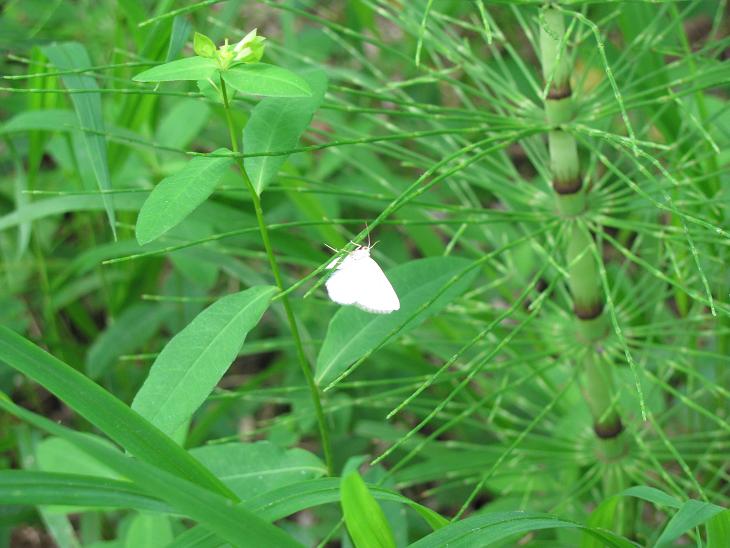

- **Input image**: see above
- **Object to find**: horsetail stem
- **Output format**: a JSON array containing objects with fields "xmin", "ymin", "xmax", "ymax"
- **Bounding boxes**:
[{"xmin": 539, "ymin": 6, "xmax": 622, "ymax": 442}]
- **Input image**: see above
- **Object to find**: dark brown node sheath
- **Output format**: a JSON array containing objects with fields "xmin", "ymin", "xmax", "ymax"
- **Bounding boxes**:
[
  {"xmin": 547, "ymin": 83, "xmax": 572, "ymax": 101},
  {"xmin": 553, "ymin": 176, "xmax": 582, "ymax": 195},
  {"xmin": 575, "ymin": 301, "xmax": 604, "ymax": 320},
  {"xmin": 594, "ymin": 418, "xmax": 623, "ymax": 439}
]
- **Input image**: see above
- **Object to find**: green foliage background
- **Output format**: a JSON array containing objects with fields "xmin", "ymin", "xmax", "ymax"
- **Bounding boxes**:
[{"xmin": 0, "ymin": 0, "xmax": 729, "ymax": 546}]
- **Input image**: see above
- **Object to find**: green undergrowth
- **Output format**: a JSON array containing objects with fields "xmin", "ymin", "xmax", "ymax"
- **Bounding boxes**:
[{"xmin": 0, "ymin": 0, "xmax": 728, "ymax": 546}]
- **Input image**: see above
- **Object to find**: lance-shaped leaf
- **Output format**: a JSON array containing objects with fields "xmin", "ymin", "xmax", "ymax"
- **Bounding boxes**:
[
  {"xmin": 244, "ymin": 70, "xmax": 327, "ymax": 195},
  {"xmin": 341, "ymin": 471, "xmax": 396, "ymax": 548},
  {"xmin": 408, "ymin": 511, "xmax": 634, "ymax": 548},
  {"xmin": 132, "ymin": 286, "xmax": 277, "ymax": 437},
  {"xmin": 133, "ymin": 56, "xmax": 218, "ymax": 82},
  {"xmin": 42, "ymin": 43, "xmax": 116, "ymax": 238},
  {"xmin": 655, "ymin": 500, "xmax": 725, "ymax": 547},
  {"xmin": 135, "ymin": 149, "xmax": 233, "ymax": 245},
  {"xmin": 191, "ymin": 442, "xmax": 327, "ymax": 500},
  {"xmin": 222, "ymin": 63, "xmax": 312, "ymax": 97}
]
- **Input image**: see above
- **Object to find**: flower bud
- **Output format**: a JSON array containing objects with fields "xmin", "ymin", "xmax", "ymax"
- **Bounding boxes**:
[
  {"xmin": 232, "ymin": 28, "xmax": 266, "ymax": 63},
  {"xmin": 214, "ymin": 29, "xmax": 266, "ymax": 70},
  {"xmin": 193, "ymin": 32, "xmax": 216, "ymax": 59}
]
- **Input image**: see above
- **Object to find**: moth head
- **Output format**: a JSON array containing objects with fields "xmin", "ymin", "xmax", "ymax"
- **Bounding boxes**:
[{"xmin": 350, "ymin": 246, "xmax": 371, "ymax": 260}]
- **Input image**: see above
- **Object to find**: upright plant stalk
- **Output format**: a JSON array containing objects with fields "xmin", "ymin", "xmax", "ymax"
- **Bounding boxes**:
[
  {"xmin": 539, "ymin": 7, "xmax": 623, "ymax": 443},
  {"xmin": 220, "ymin": 78, "xmax": 334, "ymax": 476}
]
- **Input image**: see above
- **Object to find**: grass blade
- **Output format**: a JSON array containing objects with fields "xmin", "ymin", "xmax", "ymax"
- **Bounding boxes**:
[
  {"xmin": 0, "ymin": 326, "xmax": 233, "ymax": 498},
  {"xmin": 408, "ymin": 511, "xmax": 634, "ymax": 548},
  {"xmin": 169, "ymin": 478, "xmax": 448, "ymax": 548},
  {"xmin": 655, "ymin": 500, "xmax": 726, "ymax": 547},
  {"xmin": 42, "ymin": 42, "xmax": 116, "ymax": 238},
  {"xmin": 0, "ymin": 397, "xmax": 301, "ymax": 548},
  {"xmin": 0, "ymin": 470, "xmax": 170, "ymax": 512}
]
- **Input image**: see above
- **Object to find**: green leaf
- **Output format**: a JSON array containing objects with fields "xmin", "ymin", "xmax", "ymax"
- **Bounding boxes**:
[
  {"xmin": 15, "ymin": 426, "xmax": 81, "ymax": 548},
  {"xmin": 655, "ymin": 500, "xmax": 726, "ymax": 547},
  {"xmin": 131, "ymin": 286, "xmax": 277, "ymax": 437},
  {"xmin": 316, "ymin": 257, "xmax": 478, "ymax": 386},
  {"xmin": 169, "ymin": 478, "xmax": 448, "ymax": 548},
  {"xmin": 124, "ymin": 513, "xmax": 174, "ymax": 548},
  {"xmin": 135, "ymin": 149, "xmax": 233, "ymax": 245},
  {"xmin": 222, "ymin": 63, "xmax": 312, "ymax": 97},
  {"xmin": 413, "ymin": 504, "xmax": 450, "ymax": 531},
  {"xmin": 193, "ymin": 32, "xmax": 216, "ymax": 58},
  {"xmin": 250, "ymin": 478, "xmax": 448, "ymax": 530},
  {"xmin": 0, "ymin": 397, "xmax": 299, "ymax": 548},
  {"xmin": 581, "ymin": 495, "xmax": 620, "ymax": 548},
  {"xmin": 42, "ymin": 43, "xmax": 116, "ymax": 238},
  {"xmin": 244, "ymin": 70, "xmax": 327, "ymax": 195},
  {"xmin": 166, "ymin": 16, "xmax": 192, "ymax": 62},
  {"xmin": 133, "ymin": 56, "xmax": 218, "ymax": 82},
  {"xmin": 619, "ymin": 486, "xmax": 682, "ymax": 509},
  {"xmin": 0, "ymin": 109, "xmax": 77, "ymax": 134},
  {"xmin": 590, "ymin": 487, "xmax": 727, "ymax": 548},
  {"xmin": 0, "ymin": 470, "xmax": 169, "ymax": 513},
  {"xmin": 708, "ymin": 509, "xmax": 730, "ymax": 548},
  {"xmin": 408, "ymin": 511, "xmax": 634, "ymax": 548},
  {"xmin": 38, "ymin": 436, "xmax": 121, "ymax": 480},
  {"xmin": 0, "ymin": 326, "xmax": 233, "ymax": 498},
  {"xmin": 191, "ymin": 441, "xmax": 327, "ymax": 500},
  {"xmin": 341, "ymin": 471, "xmax": 396, "ymax": 548},
  {"xmin": 0, "ymin": 193, "xmax": 144, "ymax": 232},
  {"xmin": 87, "ymin": 303, "xmax": 172, "ymax": 378}
]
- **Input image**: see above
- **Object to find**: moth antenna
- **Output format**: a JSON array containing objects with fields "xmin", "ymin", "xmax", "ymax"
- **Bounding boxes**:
[{"xmin": 324, "ymin": 243, "xmax": 338, "ymax": 253}]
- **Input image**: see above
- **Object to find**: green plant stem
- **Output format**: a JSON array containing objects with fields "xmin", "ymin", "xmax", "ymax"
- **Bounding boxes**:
[
  {"xmin": 581, "ymin": 351, "xmax": 621, "ymax": 440},
  {"xmin": 219, "ymin": 76, "xmax": 334, "ymax": 476},
  {"xmin": 539, "ymin": 6, "xmax": 622, "ymax": 442}
]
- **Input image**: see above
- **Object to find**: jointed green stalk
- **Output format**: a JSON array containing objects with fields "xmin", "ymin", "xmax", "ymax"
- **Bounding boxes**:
[
  {"xmin": 539, "ymin": 8, "xmax": 622, "ymax": 443},
  {"xmin": 219, "ymin": 77, "xmax": 334, "ymax": 476}
]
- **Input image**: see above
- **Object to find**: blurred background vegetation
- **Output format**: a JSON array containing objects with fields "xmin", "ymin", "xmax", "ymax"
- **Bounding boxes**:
[{"xmin": 1, "ymin": 0, "xmax": 729, "ymax": 546}]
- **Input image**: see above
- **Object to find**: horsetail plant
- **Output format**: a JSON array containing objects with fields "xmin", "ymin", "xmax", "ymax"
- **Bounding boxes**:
[{"xmin": 540, "ymin": 5, "xmax": 623, "ymax": 450}]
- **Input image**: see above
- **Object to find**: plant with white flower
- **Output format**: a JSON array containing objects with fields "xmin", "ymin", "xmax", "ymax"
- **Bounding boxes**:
[{"xmin": 194, "ymin": 29, "xmax": 266, "ymax": 71}]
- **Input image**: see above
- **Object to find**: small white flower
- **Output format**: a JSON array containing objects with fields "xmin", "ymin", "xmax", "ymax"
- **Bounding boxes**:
[
  {"xmin": 231, "ymin": 28, "xmax": 266, "ymax": 63},
  {"xmin": 214, "ymin": 30, "xmax": 266, "ymax": 70}
]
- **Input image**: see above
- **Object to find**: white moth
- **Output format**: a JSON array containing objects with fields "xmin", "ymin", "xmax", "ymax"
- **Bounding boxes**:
[{"xmin": 325, "ymin": 245, "xmax": 400, "ymax": 314}]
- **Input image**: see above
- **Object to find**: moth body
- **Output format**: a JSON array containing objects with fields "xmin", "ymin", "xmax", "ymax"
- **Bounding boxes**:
[{"xmin": 325, "ymin": 246, "xmax": 400, "ymax": 314}]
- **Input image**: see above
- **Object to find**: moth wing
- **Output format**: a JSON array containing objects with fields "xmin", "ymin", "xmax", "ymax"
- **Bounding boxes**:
[
  {"xmin": 325, "ymin": 255, "xmax": 361, "ymax": 305},
  {"xmin": 352, "ymin": 256, "xmax": 400, "ymax": 314}
]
